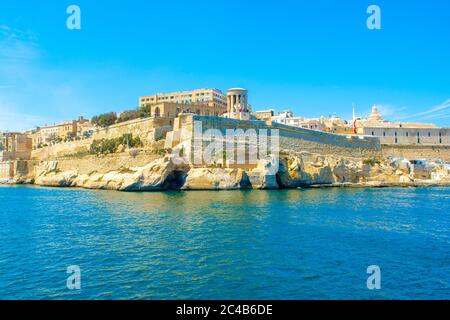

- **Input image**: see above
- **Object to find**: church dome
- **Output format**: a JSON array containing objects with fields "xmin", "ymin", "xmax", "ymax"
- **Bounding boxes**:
[{"xmin": 367, "ymin": 105, "xmax": 382, "ymax": 121}]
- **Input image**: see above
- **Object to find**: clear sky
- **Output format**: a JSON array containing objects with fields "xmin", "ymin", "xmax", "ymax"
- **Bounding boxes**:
[{"xmin": 0, "ymin": 0, "xmax": 449, "ymax": 131}]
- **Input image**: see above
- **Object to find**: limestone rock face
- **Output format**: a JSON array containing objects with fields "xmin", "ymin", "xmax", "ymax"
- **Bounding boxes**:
[
  {"xmin": 35, "ymin": 169, "xmax": 78, "ymax": 187},
  {"xmin": 27, "ymin": 153, "xmax": 450, "ymax": 191},
  {"xmin": 276, "ymin": 153, "xmax": 418, "ymax": 187},
  {"xmin": 34, "ymin": 155, "xmax": 189, "ymax": 190},
  {"xmin": 35, "ymin": 161, "xmax": 58, "ymax": 177},
  {"xmin": 120, "ymin": 155, "xmax": 188, "ymax": 191},
  {"xmin": 277, "ymin": 153, "xmax": 335, "ymax": 187},
  {"xmin": 182, "ymin": 168, "xmax": 250, "ymax": 190},
  {"xmin": 34, "ymin": 161, "xmax": 76, "ymax": 187},
  {"xmin": 248, "ymin": 157, "xmax": 279, "ymax": 189},
  {"xmin": 332, "ymin": 158, "xmax": 361, "ymax": 183}
]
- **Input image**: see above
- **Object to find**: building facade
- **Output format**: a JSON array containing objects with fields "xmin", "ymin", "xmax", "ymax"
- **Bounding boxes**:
[
  {"xmin": 360, "ymin": 124, "xmax": 450, "ymax": 145},
  {"xmin": 139, "ymin": 88, "xmax": 227, "ymax": 116},
  {"xmin": 29, "ymin": 116, "xmax": 89, "ymax": 149},
  {"xmin": 0, "ymin": 132, "xmax": 32, "ymax": 161},
  {"xmin": 253, "ymin": 109, "xmax": 278, "ymax": 121},
  {"xmin": 356, "ymin": 106, "xmax": 450, "ymax": 145},
  {"xmin": 144, "ymin": 101, "xmax": 222, "ymax": 118}
]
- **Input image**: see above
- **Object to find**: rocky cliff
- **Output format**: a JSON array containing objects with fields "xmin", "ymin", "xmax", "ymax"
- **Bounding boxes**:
[{"xmin": 6, "ymin": 151, "xmax": 449, "ymax": 191}]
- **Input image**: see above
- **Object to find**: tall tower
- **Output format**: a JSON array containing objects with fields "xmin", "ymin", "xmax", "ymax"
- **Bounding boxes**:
[{"xmin": 226, "ymin": 88, "xmax": 250, "ymax": 120}]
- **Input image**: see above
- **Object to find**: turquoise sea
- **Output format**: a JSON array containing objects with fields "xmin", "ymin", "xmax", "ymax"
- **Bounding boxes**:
[{"xmin": 0, "ymin": 185, "xmax": 449, "ymax": 299}]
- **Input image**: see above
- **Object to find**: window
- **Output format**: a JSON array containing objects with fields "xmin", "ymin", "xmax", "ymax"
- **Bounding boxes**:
[
  {"xmin": 383, "ymin": 132, "xmax": 386, "ymax": 137},
  {"xmin": 371, "ymin": 131, "xmax": 374, "ymax": 136},
  {"xmin": 428, "ymin": 132, "xmax": 431, "ymax": 137}
]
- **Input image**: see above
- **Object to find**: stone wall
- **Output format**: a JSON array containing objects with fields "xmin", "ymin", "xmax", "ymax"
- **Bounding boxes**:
[
  {"xmin": 31, "ymin": 139, "xmax": 92, "ymax": 160},
  {"xmin": 169, "ymin": 115, "xmax": 382, "ymax": 161},
  {"xmin": 42, "ymin": 152, "xmax": 162, "ymax": 176},
  {"xmin": 0, "ymin": 161, "xmax": 14, "ymax": 179},
  {"xmin": 0, "ymin": 160, "xmax": 32, "ymax": 179},
  {"xmin": 382, "ymin": 145, "xmax": 450, "ymax": 161},
  {"xmin": 31, "ymin": 116, "xmax": 173, "ymax": 161},
  {"xmin": 93, "ymin": 116, "xmax": 173, "ymax": 143}
]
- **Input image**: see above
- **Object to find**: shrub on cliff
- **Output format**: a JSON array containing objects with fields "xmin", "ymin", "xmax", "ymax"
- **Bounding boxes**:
[
  {"xmin": 117, "ymin": 109, "xmax": 150, "ymax": 123},
  {"xmin": 89, "ymin": 134, "xmax": 143, "ymax": 155},
  {"xmin": 363, "ymin": 158, "xmax": 381, "ymax": 166},
  {"xmin": 91, "ymin": 112, "xmax": 117, "ymax": 127}
]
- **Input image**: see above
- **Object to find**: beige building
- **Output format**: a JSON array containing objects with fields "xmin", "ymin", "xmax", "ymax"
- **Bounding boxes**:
[
  {"xmin": 139, "ymin": 88, "xmax": 227, "ymax": 116},
  {"xmin": 29, "ymin": 116, "xmax": 89, "ymax": 149},
  {"xmin": 271, "ymin": 111, "xmax": 295, "ymax": 125},
  {"xmin": 320, "ymin": 116, "xmax": 352, "ymax": 134},
  {"xmin": 270, "ymin": 111, "xmax": 340, "ymax": 132},
  {"xmin": 356, "ymin": 106, "xmax": 450, "ymax": 145},
  {"xmin": 40, "ymin": 120, "xmax": 77, "ymax": 143},
  {"xmin": 0, "ymin": 132, "xmax": 32, "ymax": 161},
  {"xmin": 144, "ymin": 101, "xmax": 223, "ymax": 118},
  {"xmin": 253, "ymin": 109, "xmax": 278, "ymax": 121}
]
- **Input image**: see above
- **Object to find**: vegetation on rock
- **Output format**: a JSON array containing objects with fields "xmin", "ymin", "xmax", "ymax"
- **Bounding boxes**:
[{"xmin": 89, "ymin": 134, "xmax": 142, "ymax": 155}]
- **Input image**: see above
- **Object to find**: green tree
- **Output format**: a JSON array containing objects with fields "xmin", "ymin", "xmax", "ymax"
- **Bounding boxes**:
[{"xmin": 91, "ymin": 112, "xmax": 117, "ymax": 127}]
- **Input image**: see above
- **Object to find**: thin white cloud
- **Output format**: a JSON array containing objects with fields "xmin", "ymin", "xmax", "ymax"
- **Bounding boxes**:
[
  {"xmin": 399, "ymin": 99, "xmax": 450, "ymax": 121},
  {"xmin": 0, "ymin": 24, "xmax": 40, "ymax": 61},
  {"xmin": 0, "ymin": 96, "xmax": 44, "ymax": 131},
  {"xmin": 374, "ymin": 104, "xmax": 409, "ymax": 120}
]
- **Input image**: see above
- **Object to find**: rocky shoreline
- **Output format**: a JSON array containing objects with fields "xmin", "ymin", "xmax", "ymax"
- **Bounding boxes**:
[{"xmin": 2, "ymin": 151, "xmax": 449, "ymax": 191}]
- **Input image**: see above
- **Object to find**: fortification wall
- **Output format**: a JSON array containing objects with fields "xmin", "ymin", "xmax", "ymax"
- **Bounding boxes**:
[
  {"xmin": 44, "ymin": 152, "xmax": 162, "ymax": 175},
  {"xmin": 31, "ymin": 139, "xmax": 92, "ymax": 160},
  {"xmin": 31, "ymin": 116, "xmax": 173, "ymax": 161},
  {"xmin": 176, "ymin": 115, "xmax": 382, "ymax": 159},
  {"xmin": 382, "ymin": 145, "xmax": 450, "ymax": 161},
  {"xmin": 93, "ymin": 116, "xmax": 173, "ymax": 142},
  {"xmin": 0, "ymin": 160, "xmax": 33, "ymax": 179},
  {"xmin": 0, "ymin": 161, "xmax": 14, "ymax": 179}
]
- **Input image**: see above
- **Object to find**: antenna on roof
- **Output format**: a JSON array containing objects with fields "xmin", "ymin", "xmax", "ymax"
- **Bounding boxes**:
[{"xmin": 352, "ymin": 103, "xmax": 356, "ymax": 122}]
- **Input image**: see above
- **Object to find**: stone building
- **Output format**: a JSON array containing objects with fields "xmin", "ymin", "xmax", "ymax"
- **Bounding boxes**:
[
  {"xmin": 356, "ymin": 106, "xmax": 450, "ymax": 145},
  {"xmin": 253, "ymin": 109, "xmax": 278, "ymax": 121},
  {"xmin": 0, "ymin": 132, "xmax": 32, "ymax": 161},
  {"xmin": 0, "ymin": 132, "xmax": 32, "ymax": 180},
  {"xmin": 139, "ymin": 88, "xmax": 227, "ymax": 116},
  {"xmin": 28, "ymin": 116, "xmax": 89, "ymax": 149},
  {"xmin": 269, "ymin": 111, "xmax": 347, "ymax": 133},
  {"xmin": 271, "ymin": 111, "xmax": 295, "ymax": 125},
  {"xmin": 144, "ymin": 101, "xmax": 223, "ymax": 118}
]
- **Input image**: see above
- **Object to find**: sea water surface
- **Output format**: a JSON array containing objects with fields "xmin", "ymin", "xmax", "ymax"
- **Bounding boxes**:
[{"xmin": 0, "ymin": 185, "xmax": 449, "ymax": 299}]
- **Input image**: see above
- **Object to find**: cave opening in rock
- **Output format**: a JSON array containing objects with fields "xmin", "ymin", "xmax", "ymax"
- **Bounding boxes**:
[{"xmin": 163, "ymin": 170, "xmax": 187, "ymax": 190}]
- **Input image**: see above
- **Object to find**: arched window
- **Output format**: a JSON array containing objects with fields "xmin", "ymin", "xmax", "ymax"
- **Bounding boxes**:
[{"xmin": 154, "ymin": 107, "xmax": 160, "ymax": 117}]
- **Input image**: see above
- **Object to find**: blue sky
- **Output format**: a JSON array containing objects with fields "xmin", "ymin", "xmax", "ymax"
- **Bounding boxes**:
[{"xmin": 0, "ymin": 0, "xmax": 449, "ymax": 131}]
